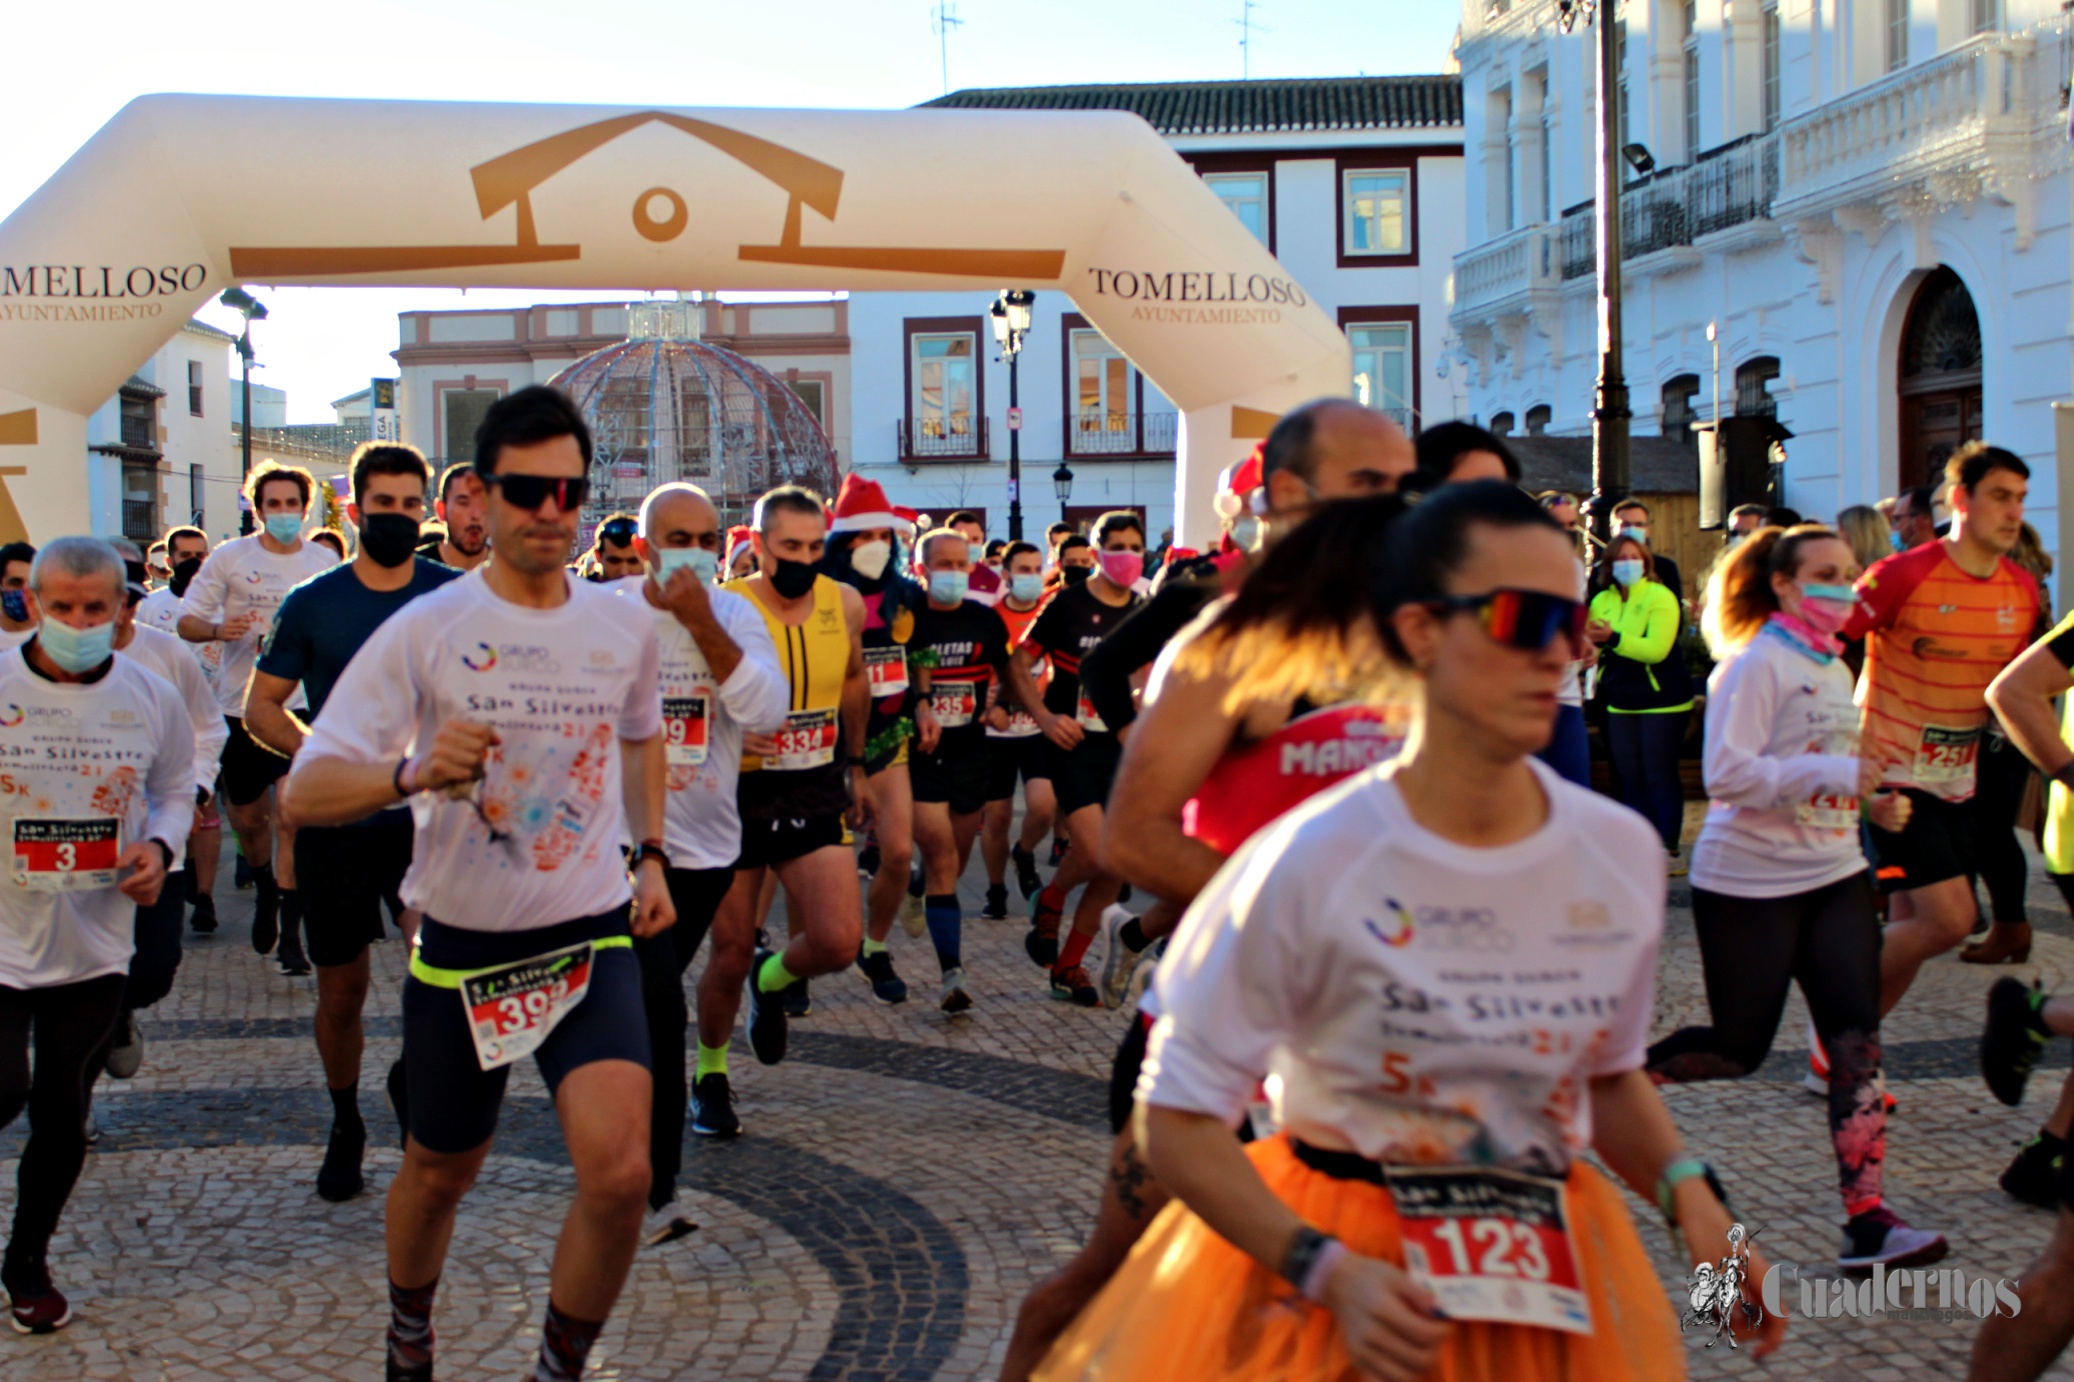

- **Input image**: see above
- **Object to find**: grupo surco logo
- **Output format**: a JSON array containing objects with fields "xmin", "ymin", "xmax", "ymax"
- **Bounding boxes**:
[
  {"xmin": 1084, "ymin": 267, "xmax": 1306, "ymax": 326},
  {"xmin": 0, "ymin": 264, "xmax": 209, "ymax": 324},
  {"xmin": 463, "ymin": 642, "xmax": 561, "ymax": 675},
  {"xmin": 0, "ymin": 703, "xmax": 70, "ymax": 727},
  {"xmin": 0, "ymin": 705, "xmax": 22, "ymax": 728}
]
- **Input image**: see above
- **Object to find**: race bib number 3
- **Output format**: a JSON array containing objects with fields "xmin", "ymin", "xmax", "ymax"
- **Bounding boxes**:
[
  {"xmin": 461, "ymin": 942, "xmax": 596, "ymax": 1072},
  {"xmin": 932, "ymin": 683, "xmax": 977, "ymax": 729},
  {"xmin": 663, "ymin": 694, "xmax": 710, "ymax": 767},
  {"xmin": 768, "ymin": 708, "xmax": 839, "ymax": 771},
  {"xmin": 1914, "ymin": 725, "xmax": 1981, "ymax": 786},
  {"xmin": 864, "ymin": 646, "xmax": 909, "ymax": 699},
  {"xmin": 13, "ymin": 818, "xmax": 121, "ymax": 892},
  {"xmin": 1386, "ymin": 1167, "xmax": 1593, "ymax": 1336}
]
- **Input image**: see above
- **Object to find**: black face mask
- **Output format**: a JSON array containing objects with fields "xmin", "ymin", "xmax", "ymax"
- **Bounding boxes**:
[
  {"xmin": 1061, "ymin": 564, "xmax": 1092, "ymax": 586},
  {"xmin": 769, "ymin": 556, "xmax": 819, "ymax": 600},
  {"xmin": 358, "ymin": 512, "xmax": 421, "ymax": 569},
  {"xmin": 169, "ymin": 556, "xmax": 203, "ymax": 598}
]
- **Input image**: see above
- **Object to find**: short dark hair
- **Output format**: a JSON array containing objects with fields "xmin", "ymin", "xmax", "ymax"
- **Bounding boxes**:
[
  {"xmin": 754, "ymin": 484, "xmax": 827, "ymax": 533},
  {"xmin": 310, "ymin": 529, "xmax": 346, "ymax": 557},
  {"xmin": 349, "ymin": 442, "xmax": 431, "ymax": 506},
  {"xmin": 947, "ymin": 510, "xmax": 983, "ymax": 531},
  {"xmin": 436, "ymin": 462, "xmax": 478, "ymax": 505},
  {"xmin": 1046, "ymin": 521, "xmax": 1074, "ymax": 542},
  {"xmin": 0, "ymin": 541, "xmax": 36, "ymax": 572},
  {"xmin": 245, "ymin": 459, "xmax": 313, "ymax": 510},
  {"xmin": 1002, "ymin": 541, "xmax": 1041, "ymax": 567},
  {"xmin": 1093, "ymin": 510, "xmax": 1144, "ymax": 546},
  {"xmin": 594, "ymin": 511, "xmax": 638, "ymax": 549},
  {"xmin": 473, "ymin": 385, "xmax": 592, "ymax": 477},
  {"xmin": 1612, "ymin": 497, "xmax": 1651, "ymax": 520},
  {"xmin": 1728, "ymin": 503, "xmax": 1767, "ymax": 522},
  {"xmin": 1414, "ymin": 421, "xmax": 1520, "ymax": 484},
  {"xmin": 1948, "ymin": 442, "xmax": 2030, "ymax": 495},
  {"xmin": 1763, "ymin": 505, "xmax": 1803, "ymax": 528},
  {"xmin": 162, "ymin": 525, "xmax": 205, "ymax": 551},
  {"xmin": 1895, "ymin": 484, "xmax": 1934, "ymax": 517},
  {"xmin": 1057, "ymin": 534, "xmax": 1091, "ymax": 557},
  {"xmin": 984, "ymin": 539, "xmax": 1007, "ymax": 559}
]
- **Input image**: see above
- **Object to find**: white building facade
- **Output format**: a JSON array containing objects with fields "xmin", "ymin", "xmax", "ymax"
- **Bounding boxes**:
[
  {"xmin": 847, "ymin": 76, "xmax": 1465, "ymax": 541},
  {"xmin": 1451, "ymin": 0, "xmax": 2073, "ymax": 531},
  {"xmin": 84, "ymin": 318, "xmax": 244, "ymax": 545}
]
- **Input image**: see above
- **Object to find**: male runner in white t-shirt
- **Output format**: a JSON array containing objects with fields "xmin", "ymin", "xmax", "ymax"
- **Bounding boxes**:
[
  {"xmin": 140, "ymin": 525, "xmax": 225, "ymax": 931},
  {"xmin": 285, "ymin": 385, "xmax": 672, "ymax": 1382}
]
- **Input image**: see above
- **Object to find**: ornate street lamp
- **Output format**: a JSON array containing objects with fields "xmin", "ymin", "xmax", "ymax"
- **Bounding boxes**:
[
  {"xmin": 219, "ymin": 287, "xmax": 268, "ymax": 535},
  {"xmin": 990, "ymin": 289, "xmax": 1037, "ymax": 540},
  {"xmin": 1052, "ymin": 461, "xmax": 1074, "ymax": 524},
  {"xmin": 1559, "ymin": 0, "xmax": 1631, "ymax": 549}
]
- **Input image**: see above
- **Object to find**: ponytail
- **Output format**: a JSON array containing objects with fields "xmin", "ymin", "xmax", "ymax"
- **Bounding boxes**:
[{"xmin": 1701, "ymin": 523, "xmax": 1843, "ymax": 655}]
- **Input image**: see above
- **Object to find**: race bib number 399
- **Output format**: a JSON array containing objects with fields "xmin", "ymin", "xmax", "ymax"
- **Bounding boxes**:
[
  {"xmin": 1385, "ymin": 1166, "xmax": 1593, "ymax": 1336},
  {"xmin": 461, "ymin": 942, "xmax": 596, "ymax": 1072},
  {"xmin": 13, "ymin": 818, "xmax": 121, "ymax": 892},
  {"xmin": 663, "ymin": 694, "xmax": 710, "ymax": 767}
]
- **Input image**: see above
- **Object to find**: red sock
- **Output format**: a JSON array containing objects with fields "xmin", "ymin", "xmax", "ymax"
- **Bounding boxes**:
[
  {"xmin": 1037, "ymin": 883, "xmax": 1067, "ymax": 916},
  {"xmin": 1056, "ymin": 927, "xmax": 1095, "ymax": 973}
]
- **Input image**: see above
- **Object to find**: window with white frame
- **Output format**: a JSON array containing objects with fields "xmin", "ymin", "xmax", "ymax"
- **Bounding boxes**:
[
  {"xmin": 1969, "ymin": 0, "xmax": 1997, "ymax": 34},
  {"xmin": 1348, "ymin": 322, "xmax": 1413, "ymax": 429},
  {"xmin": 1761, "ymin": 2, "xmax": 1782, "ymax": 132},
  {"xmin": 1343, "ymin": 170, "xmax": 1411, "ymax": 257},
  {"xmin": 910, "ymin": 333, "xmax": 976, "ymax": 442},
  {"xmin": 187, "ymin": 359, "xmax": 203, "ymax": 417},
  {"xmin": 1682, "ymin": 0, "xmax": 1701, "ymax": 159},
  {"xmin": 1203, "ymin": 172, "xmax": 1269, "ymax": 244},
  {"xmin": 1886, "ymin": 0, "xmax": 1908, "ymax": 70},
  {"xmin": 1071, "ymin": 329, "xmax": 1140, "ymax": 453}
]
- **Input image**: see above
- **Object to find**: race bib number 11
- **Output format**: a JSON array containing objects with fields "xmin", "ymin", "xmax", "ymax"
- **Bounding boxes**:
[
  {"xmin": 1386, "ymin": 1166, "xmax": 1593, "ymax": 1336},
  {"xmin": 13, "ymin": 819, "xmax": 121, "ymax": 892}
]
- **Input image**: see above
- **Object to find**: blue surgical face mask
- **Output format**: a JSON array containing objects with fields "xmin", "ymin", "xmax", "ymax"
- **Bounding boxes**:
[
  {"xmin": 38, "ymin": 616, "xmax": 114, "ymax": 674},
  {"xmin": 264, "ymin": 513, "xmax": 304, "ymax": 544},
  {"xmin": 1617, "ymin": 525, "xmax": 1648, "ymax": 544},
  {"xmin": 1008, "ymin": 572, "xmax": 1043, "ymax": 604},
  {"xmin": 1612, "ymin": 558, "xmax": 1645, "ymax": 587},
  {"xmin": 1890, "ymin": 530, "xmax": 1906, "ymax": 552},
  {"xmin": 656, "ymin": 546, "xmax": 718, "ymax": 584},
  {"xmin": 928, "ymin": 570, "xmax": 970, "ymax": 605}
]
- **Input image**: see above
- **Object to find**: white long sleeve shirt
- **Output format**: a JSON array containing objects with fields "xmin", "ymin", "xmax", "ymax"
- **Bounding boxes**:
[
  {"xmin": 0, "ymin": 646, "xmax": 196, "ymax": 987},
  {"xmin": 1689, "ymin": 624, "xmax": 1866, "ymax": 898},
  {"xmin": 177, "ymin": 534, "xmax": 336, "ymax": 717},
  {"xmin": 1141, "ymin": 758, "xmax": 1663, "ymax": 1176},
  {"xmin": 607, "ymin": 577, "xmax": 789, "ymax": 870},
  {"xmin": 293, "ymin": 570, "xmax": 662, "ymax": 933},
  {"xmin": 118, "ymin": 622, "xmax": 229, "ymax": 868}
]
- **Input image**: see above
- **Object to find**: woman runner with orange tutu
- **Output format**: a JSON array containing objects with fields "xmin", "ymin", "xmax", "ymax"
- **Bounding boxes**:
[{"xmin": 1035, "ymin": 482, "xmax": 1786, "ymax": 1382}]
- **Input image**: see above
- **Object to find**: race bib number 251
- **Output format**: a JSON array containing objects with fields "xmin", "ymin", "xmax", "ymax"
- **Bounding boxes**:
[{"xmin": 1385, "ymin": 1166, "xmax": 1593, "ymax": 1336}]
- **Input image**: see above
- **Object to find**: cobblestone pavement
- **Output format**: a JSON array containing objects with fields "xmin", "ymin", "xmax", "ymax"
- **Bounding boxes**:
[{"xmin": 5, "ymin": 819, "xmax": 2074, "ymax": 1380}]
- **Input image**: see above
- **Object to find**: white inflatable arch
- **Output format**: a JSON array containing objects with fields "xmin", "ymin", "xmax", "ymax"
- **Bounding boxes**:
[{"xmin": 0, "ymin": 96, "xmax": 1350, "ymax": 544}]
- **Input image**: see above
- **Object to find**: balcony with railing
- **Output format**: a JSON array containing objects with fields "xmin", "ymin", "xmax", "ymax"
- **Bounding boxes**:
[
  {"xmin": 119, "ymin": 414, "xmax": 156, "ymax": 449},
  {"xmin": 896, "ymin": 416, "xmax": 990, "ymax": 462},
  {"xmin": 1559, "ymin": 133, "xmax": 1780, "ymax": 279},
  {"xmin": 121, "ymin": 499, "xmax": 158, "ymax": 543},
  {"xmin": 1452, "ymin": 223, "xmax": 1559, "ymax": 318},
  {"xmin": 1066, "ymin": 410, "xmax": 1179, "ymax": 458}
]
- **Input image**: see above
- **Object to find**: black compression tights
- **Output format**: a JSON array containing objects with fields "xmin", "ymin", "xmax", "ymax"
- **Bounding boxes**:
[
  {"xmin": 0, "ymin": 974, "xmax": 126, "ymax": 1274},
  {"xmin": 1646, "ymin": 874, "xmax": 1886, "ymax": 1216}
]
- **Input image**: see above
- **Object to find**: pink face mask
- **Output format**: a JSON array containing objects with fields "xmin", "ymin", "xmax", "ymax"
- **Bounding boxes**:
[
  {"xmin": 1795, "ymin": 583, "xmax": 1857, "ymax": 636},
  {"xmin": 1098, "ymin": 550, "xmax": 1144, "ymax": 587}
]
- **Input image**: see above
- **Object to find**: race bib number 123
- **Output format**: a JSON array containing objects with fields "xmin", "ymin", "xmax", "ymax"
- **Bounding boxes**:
[{"xmin": 1385, "ymin": 1166, "xmax": 1593, "ymax": 1336}]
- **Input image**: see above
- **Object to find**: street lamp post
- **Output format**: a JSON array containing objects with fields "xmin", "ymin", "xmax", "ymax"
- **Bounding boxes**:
[
  {"xmin": 1560, "ymin": 0, "xmax": 1630, "ymax": 549},
  {"xmin": 990, "ymin": 289, "xmax": 1036, "ymax": 540},
  {"xmin": 1052, "ymin": 462, "xmax": 1074, "ymax": 525},
  {"xmin": 219, "ymin": 287, "xmax": 268, "ymax": 536}
]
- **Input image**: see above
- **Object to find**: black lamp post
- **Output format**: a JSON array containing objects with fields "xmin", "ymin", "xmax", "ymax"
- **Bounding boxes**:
[
  {"xmin": 219, "ymin": 286, "xmax": 268, "ymax": 536},
  {"xmin": 1052, "ymin": 462, "xmax": 1074, "ymax": 525},
  {"xmin": 990, "ymin": 289, "xmax": 1036, "ymax": 540}
]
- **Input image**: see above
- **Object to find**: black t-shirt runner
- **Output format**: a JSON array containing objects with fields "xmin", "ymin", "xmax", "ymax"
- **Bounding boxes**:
[
  {"xmin": 911, "ymin": 600, "xmax": 1010, "ymax": 755},
  {"xmin": 1023, "ymin": 581, "xmax": 1145, "ymax": 735}
]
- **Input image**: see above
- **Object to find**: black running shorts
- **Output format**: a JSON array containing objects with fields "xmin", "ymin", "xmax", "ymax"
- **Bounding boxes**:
[
  {"xmin": 985, "ymin": 734, "xmax": 1051, "ymax": 801},
  {"xmin": 1049, "ymin": 733, "xmax": 1123, "ymax": 818},
  {"xmin": 1867, "ymin": 788, "xmax": 1975, "ymax": 893},
  {"xmin": 296, "ymin": 812, "xmax": 413, "ymax": 968},
  {"xmin": 911, "ymin": 740, "xmax": 991, "ymax": 816},
  {"xmin": 220, "ymin": 716, "xmax": 291, "ymax": 808},
  {"xmin": 735, "ymin": 813, "xmax": 846, "ymax": 871}
]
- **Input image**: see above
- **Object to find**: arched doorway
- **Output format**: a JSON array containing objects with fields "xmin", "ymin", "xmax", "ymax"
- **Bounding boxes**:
[{"xmin": 1897, "ymin": 267, "xmax": 1983, "ymax": 489}]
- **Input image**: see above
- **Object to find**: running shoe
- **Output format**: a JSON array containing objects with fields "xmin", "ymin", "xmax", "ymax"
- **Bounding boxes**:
[
  {"xmin": 2000, "ymin": 1135, "xmax": 2064, "ymax": 1209},
  {"xmin": 189, "ymin": 894, "xmax": 218, "ymax": 934},
  {"xmin": 82, "ymin": 1115, "xmax": 99, "ymax": 1146},
  {"xmin": 104, "ymin": 1011, "xmax": 144, "ymax": 1080},
  {"xmin": 858, "ymin": 947, "xmax": 909, "ymax": 1005},
  {"xmin": 900, "ymin": 893, "xmax": 927, "ymax": 939},
  {"xmin": 1026, "ymin": 893, "xmax": 1063, "ymax": 968},
  {"xmin": 857, "ymin": 842, "xmax": 881, "ymax": 877},
  {"xmin": 1049, "ymin": 836, "xmax": 1069, "ymax": 866},
  {"xmin": 1983, "ymin": 977, "xmax": 2052, "ymax": 1107},
  {"xmin": 1665, "ymin": 849, "xmax": 1688, "ymax": 878},
  {"xmin": 1837, "ymin": 1206, "xmax": 1947, "ymax": 1271},
  {"xmin": 1012, "ymin": 843, "xmax": 1043, "ymax": 901},
  {"xmin": 385, "ymin": 1355, "xmax": 432, "ymax": 1382},
  {"xmin": 4, "ymin": 1260, "xmax": 70, "ymax": 1335},
  {"xmin": 783, "ymin": 978, "xmax": 813, "ymax": 1019},
  {"xmin": 980, "ymin": 884, "xmax": 1009, "ymax": 921},
  {"xmin": 277, "ymin": 926, "xmax": 311, "ymax": 977},
  {"xmin": 1099, "ymin": 905, "xmax": 1147, "ymax": 1011},
  {"xmin": 315, "ymin": 1120, "xmax": 366, "ymax": 1203},
  {"xmin": 1050, "ymin": 964, "xmax": 1101, "ymax": 1008},
  {"xmin": 643, "ymin": 1200, "xmax": 699, "ymax": 1247},
  {"xmin": 746, "ymin": 947, "xmax": 790, "ymax": 1066},
  {"xmin": 690, "ymin": 1073, "xmax": 741, "ymax": 1138},
  {"xmin": 940, "ymin": 968, "xmax": 974, "ymax": 1015},
  {"xmin": 1803, "ymin": 1019, "xmax": 1830, "ymax": 1096},
  {"xmin": 251, "ymin": 873, "xmax": 279, "ymax": 955}
]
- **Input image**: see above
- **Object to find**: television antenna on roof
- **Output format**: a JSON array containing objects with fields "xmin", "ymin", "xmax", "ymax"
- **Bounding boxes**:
[
  {"xmin": 931, "ymin": 2, "xmax": 964, "ymax": 97},
  {"xmin": 1234, "ymin": 0, "xmax": 1270, "ymax": 80}
]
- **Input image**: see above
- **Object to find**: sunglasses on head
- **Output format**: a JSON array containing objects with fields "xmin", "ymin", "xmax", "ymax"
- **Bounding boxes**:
[
  {"xmin": 1427, "ymin": 588, "xmax": 1589, "ymax": 655},
  {"xmin": 598, "ymin": 517, "xmax": 638, "ymax": 544},
  {"xmin": 478, "ymin": 470, "xmax": 589, "ymax": 512}
]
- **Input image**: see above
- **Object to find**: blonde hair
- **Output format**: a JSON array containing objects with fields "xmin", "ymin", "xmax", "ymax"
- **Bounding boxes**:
[
  {"xmin": 1701, "ymin": 523, "xmax": 1843, "ymax": 655},
  {"xmin": 1833, "ymin": 504, "xmax": 1886, "ymax": 572}
]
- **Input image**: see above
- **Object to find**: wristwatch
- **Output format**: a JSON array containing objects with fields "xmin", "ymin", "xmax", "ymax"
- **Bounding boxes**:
[
  {"xmin": 151, "ymin": 839, "xmax": 175, "ymax": 871},
  {"xmin": 631, "ymin": 841, "xmax": 670, "ymax": 872}
]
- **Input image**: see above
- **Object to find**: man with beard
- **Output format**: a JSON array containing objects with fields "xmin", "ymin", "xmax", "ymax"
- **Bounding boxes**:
[{"xmin": 418, "ymin": 463, "xmax": 491, "ymax": 571}]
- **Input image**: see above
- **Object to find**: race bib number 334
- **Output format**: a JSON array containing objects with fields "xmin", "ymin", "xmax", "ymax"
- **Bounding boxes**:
[{"xmin": 1385, "ymin": 1166, "xmax": 1593, "ymax": 1336}]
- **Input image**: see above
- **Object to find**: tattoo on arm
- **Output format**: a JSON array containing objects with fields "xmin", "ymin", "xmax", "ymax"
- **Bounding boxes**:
[{"xmin": 1110, "ymin": 1142, "xmax": 1154, "ymax": 1221}]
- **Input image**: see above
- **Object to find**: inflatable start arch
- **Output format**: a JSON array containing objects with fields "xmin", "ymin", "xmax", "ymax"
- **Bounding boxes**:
[{"xmin": 0, "ymin": 96, "xmax": 1350, "ymax": 544}]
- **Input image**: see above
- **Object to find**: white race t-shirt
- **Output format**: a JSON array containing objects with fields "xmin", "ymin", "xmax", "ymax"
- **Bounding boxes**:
[
  {"xmin": 1143, "ymin": 757, "xmax": 1664, "ymax": 1175},
  {"xmin": 1689, "ymin": 624, "xmax": 1865, "ymax": 898},
  {"xmin": 0, "ymin": 647, "xmax": 196, "ymax": 987},
  {"xmin": 138, "ymin": 587, "xmax": 225, "ymax": 694},
  {"xmin": 295, "ymin": 570, "xmax": 662, "ymax": 933},
  {"xmin": 178, "ymin": 534, "xmax": 337, "ymax": 717},
  {"xmin": 606, "ymin": 577, "xmax": 789, "ymax": 870},
  {"xmin": 119, "ymin": 623, "xmax": 230, "ymax": 841}
]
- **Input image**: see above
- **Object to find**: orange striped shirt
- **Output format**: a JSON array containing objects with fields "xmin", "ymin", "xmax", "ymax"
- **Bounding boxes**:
[{"xmin": 1844, "ymin": 542, "xmax": 2039, "ymax": 801}]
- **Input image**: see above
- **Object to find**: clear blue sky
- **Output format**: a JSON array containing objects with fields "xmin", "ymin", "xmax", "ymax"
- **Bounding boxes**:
[{"xmin": 3, "ymin": 0, "xmax": 1461, "ymax": 420}]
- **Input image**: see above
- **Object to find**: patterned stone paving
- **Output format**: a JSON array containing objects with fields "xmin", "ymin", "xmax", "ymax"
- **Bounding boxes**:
[{"xmin": 4, "ymin": 819, "xmax": 2074, "ymax": 1379}]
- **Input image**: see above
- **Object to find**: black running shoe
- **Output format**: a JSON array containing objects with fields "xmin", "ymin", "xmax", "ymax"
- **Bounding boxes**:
[
  {"xmin": 1048, "ymin": 837, "xmax": 1068, "ymax": 866},
  {"xmin": 980, "ymin": 884, "xmax": 1009, "ymax": 921},
  {"xmin": 2001, "ymin": 1136, "xmax": 2064, "ymax": 1209},
  {"xmin": 783, "ymin": 977, "xmax": 813, "ymax": 1019},
  {"xmin": 385, "ymin": 1353, "xmax": 433, "ymax": 1382},
  {"xmin": 1982, "ymin": 977, "xmax": 2051, "ymax": 1106},
  {"xmin": 386, "ymin": 1057, "xmax": 411, "ymax": 1150},
  {"xmin": 1012, "ymin": 844, "xmax": 1043, "ymax": 901},
  {"xmin": 189, "ymin": 894, "xmax": 218, "ymax": 934},
  {"xmin": 315, "ymin": 1120, "xmax": 366, "ymax": 1202},
  {"xmin": 746, "ymin": 948, "xmax": 790, "ymax": 1066},
  {"xmin": 276, "ymin": 924, "xmax": 311, "ymax": 977},
  {"xmin": 3, "ymin": 1257, "xmax": 70, "ymax": 1335},
  {"xmin": 690, "ymin": 1072, "xmax": 741, "ymax": 1138},
  {"xmin": 1837, "ymin": 1206, "xmax": 1947, "ymax": 1271},
  {"xmin": 1025, "ymin": 891, "xmax": 1062, "ymax": 967},
  {"xmin": 857, "ymin": 843, "xmax": 881, "ymax": 877},
  {"xmin": 251, "ymin": 874, "xmax": 279, "ymax": 955},
  {"xmin": 858, "ymin": 948, "xmax": 909, "ymax": 1005}
]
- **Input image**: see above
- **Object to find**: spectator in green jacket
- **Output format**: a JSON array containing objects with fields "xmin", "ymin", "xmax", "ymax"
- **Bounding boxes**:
[{"xmin": 1588, "ymin": 533, "xmax": 1697, "ymax": 869}]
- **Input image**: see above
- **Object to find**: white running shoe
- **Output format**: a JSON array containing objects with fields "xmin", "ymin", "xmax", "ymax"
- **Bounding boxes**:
[
  {"xmin": 1099, "ymin": 905, "xmax": 1146, "ymax": 1011},
  {"xmin": 643, "ymin": 1201, "xmax": 698, "ymax": 1247},
  {"xmin": 104, "ymin": 1012, "xmax": 144, "ymax": 1080},
  {"xmin": 940, "ymin": 968, "xmax": 973, "ymax": 1014},
  {"xmin": 1804, "ymin": 1017, "xmax": 1829, "ymax": 1095}
]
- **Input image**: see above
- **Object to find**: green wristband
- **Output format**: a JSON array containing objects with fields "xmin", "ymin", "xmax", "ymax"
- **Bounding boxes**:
[{"xmin": 1655, "ymin": 1156, "xmax": 1711, "ymax": 1222}]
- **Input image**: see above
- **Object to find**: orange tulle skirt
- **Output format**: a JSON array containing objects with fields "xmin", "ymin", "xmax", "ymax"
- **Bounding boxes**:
[{"xmin": 1032, "ymin": 1133, "xmax": 1684, "ymax": 1382}]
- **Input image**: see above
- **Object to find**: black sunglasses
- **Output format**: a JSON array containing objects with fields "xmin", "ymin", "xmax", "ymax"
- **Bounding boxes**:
[
  {"xmin": 478, "ymin": 471, "xmax": 589, "ymax": 512},
  {"xmin": 1426, "ymin": 588, "xmax": 1589, "ymax": 656}
]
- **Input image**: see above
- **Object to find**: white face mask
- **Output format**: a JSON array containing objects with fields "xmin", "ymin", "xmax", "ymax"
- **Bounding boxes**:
[
  {"xmin": 849, "ymin": 540, "xmax": 891, "ymax": 581},
  {"xmin": 1230, "ymin": 515, "xmax": 1262, "ymax": 552}
]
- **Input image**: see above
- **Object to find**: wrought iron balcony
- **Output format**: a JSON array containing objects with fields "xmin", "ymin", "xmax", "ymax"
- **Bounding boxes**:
[
  {"xmin": 121, "ymin": 499, "xmax": 158, "ymax": 542},
  {"xmin": 1067, "ymin": 411, "xmax": 1179, "ymax": 457},
  {"xmin": 119, "ymin": 414, "xmax": 156, "ymax": 449},
  {"xmin": 1559, "ymin": 133, "xmax": 1780, "ymax": 280},
  {"xmin": 896, "ymin": 417, "xmax": 990, "ymax": 461}
]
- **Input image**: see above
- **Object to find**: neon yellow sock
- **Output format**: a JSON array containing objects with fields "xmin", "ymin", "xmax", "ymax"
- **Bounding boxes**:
[
  {"xmin": 861, "ymin": 937, "xmax": 889, "ymax": 957},
  {"xmin": 757, "ymin": 953, "xmax": 799, "ymax": 994},
  {"xmin": 695, "ymin": 1042, "xmax": 729, "ymax": 1079}
]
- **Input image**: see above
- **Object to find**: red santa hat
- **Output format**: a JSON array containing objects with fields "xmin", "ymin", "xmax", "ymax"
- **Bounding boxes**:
[
  {"xmin": 1213, "ymin": 443, "xmax": 1266, "ymax": 519},
  {"xmin": 830, "ymin": 474, "xmax": 914, "ymax": 535}
]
